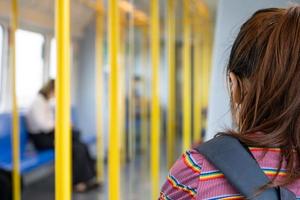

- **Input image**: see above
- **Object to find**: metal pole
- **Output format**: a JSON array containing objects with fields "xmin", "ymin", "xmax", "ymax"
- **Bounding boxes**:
[
  {"xmin": 202, "ymin": 25, "xmax": 212, "ymax": 107},
  {"xmin": 10, "ymin": 1, "xmax": 21, "ymax": 199},
  {"xmin": 200, "ymin": 24, "xmax": 210, "ymax": 128},
  {"xmin": 193, "ymin": 18, "xmax": 202, "ymax": 143},
  {"xmin": 95, "ymin": 1, "xmax": 104, "ymax": 183},
  {"xmin": 108, "ymin": 0, "xmax": 120, "ymax": 199},
  {"xmin": 182, "ymin": 0, "xmax": 191, "ymax": 151},
  {"xmin": 55, "ymin": 0, "xmax": 71, "ymax": 199},
  {"xmin": 167, "ymin": 0, "xmax": 176, "ymax": 169},
  {"xmin": 200, "ymin": 25, "xmax": 211, "ymax": 133},
  {"xmin": 55, "ymin": 0, "xmax": 72, "ymax": 199},
  {"xmin": 150, "ymin": 0, "xmax": 160, "ymax": 199}
]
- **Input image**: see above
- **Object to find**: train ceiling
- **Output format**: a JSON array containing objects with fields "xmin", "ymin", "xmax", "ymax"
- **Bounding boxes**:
[{"xmin": 0, "ymin": 0, "xmax": 217, "ymax": 39}]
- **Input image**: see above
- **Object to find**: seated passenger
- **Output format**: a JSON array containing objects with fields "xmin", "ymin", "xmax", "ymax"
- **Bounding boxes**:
[
  {"xmin": 26, "ymin": 79, "xmax": 98, "ymax": 192},
  {"xmin": 160, "ymin": 7, "xmax": 300, "ymax": 199},
  {"xmin": 0, "ymin": 169, "xmax": 12, "ymax": 200}
]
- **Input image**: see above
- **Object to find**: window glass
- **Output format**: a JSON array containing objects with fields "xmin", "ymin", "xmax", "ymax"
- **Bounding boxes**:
[
  {"xmin": 16, "ymin": 29, "xmax": 44, "ymax": 108},
  {"xmin": 50, "ymin": 38, "xmax": 56, "ymax": 78},
  {"xmin": 50, "ymin": 38, "xmax": 74, "ymax": 79}
]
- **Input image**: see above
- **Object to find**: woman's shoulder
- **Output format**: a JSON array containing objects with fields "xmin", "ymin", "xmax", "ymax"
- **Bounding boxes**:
[
  {"xmin": 159, "ymin": 145, "xmax": 300, "ymax": 200},
  {"xmin": 159, "ymin": 149, "xmax": 209, "ymax": 199},
  {"xmin": 170, "ymin": 149, "xmax": 205, "ymax": 175}
]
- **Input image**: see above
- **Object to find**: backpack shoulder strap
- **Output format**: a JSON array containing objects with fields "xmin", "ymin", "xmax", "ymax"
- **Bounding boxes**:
[{"xmin": 194, "ymin": 135, "xmax": 280, "ymax": 200}]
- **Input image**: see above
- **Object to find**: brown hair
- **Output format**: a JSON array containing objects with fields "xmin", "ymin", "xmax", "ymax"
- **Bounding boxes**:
[
  {"xmin": 226, "ymin": 6, "xmax": 300, "ymax": 187},
  {"xmin": 39, "ymin": 79, "xmax": 55, "ymax": 100}
]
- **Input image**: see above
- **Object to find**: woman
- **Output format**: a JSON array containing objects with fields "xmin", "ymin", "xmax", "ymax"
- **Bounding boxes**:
[
  {"xmin": 26, "ymin": 79, "xmax": 97, "ymax": 192},
  {"xmin": 160, "ymin": 7, "xmax": 300, "ymax": 199},
  {"xmin": 0, "ymin": 169, "xmax": 12, "ymax": 200}
]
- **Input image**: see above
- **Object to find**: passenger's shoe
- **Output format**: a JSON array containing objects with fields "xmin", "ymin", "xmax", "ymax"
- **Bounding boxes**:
[
  {"xmin": 74, "ymin": 180, "xmax": 101, "ymax": 193},
  {"xmin": 74, "ymin": 182, "xmax": 88, "ymax": 193}
]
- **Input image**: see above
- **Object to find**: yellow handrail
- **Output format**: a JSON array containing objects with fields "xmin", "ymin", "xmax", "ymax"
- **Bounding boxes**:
[
  {"xmin": 199, "ymin": 25, "xmax": 212, "ymax": 134},
  {"xmin": 202, "ymin": 26, "xmax": 212, "ymax": 107},
  {"xmin": 190, "ymin": 0, "xmax": 212, "ymax": 142},
  {"xmin": 167, "ymin": 0, "xmax": 176, "ymax": 169},
  {"xmin": 108, "ymin": 0, "xmax": 120, "ymax": 199},
  {"xmin": 182, "ymin": 0, "xmax": 192, "ymax": 151},
  {"xmin": 10, "ymin": 1, "xmax": 21, "ymax": 200},
  {"xmin": 150, "ymin": 0, "xmax": 160, "ymax": 199},
  {"xmin": 95, "ymin": 0, "xmax": 104, "ymax": 183},
  {"xmin": 193, "ymin": 18, "xmax": 202, "ymax": 143},
  {"xmin": 55, "ymin": 0, "xmax": 72, "ymax": 199}
]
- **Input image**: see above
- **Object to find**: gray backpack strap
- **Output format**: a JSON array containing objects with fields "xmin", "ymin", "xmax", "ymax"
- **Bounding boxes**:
[
  {"xmin": 194, "ymin": 135, "xmax": 295, "ymax": 200},
  {"xmin": 279, "ymin": 188, "xmax": 297, "ymax": 200}
]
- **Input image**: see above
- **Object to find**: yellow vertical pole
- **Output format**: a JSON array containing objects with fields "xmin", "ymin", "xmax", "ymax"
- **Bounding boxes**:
[
  {"xmin": 150, "ymin": 0, "xmax": 160, "ymax": 199},
  {"xmin": 200, "ymin": 24, "xmax": 212, "ymax": 132},
  {"xmin": 201, "ymin": 29, "xmax": 207, "ymax": 134},
  {"xmin": 201, "ymin": 28, "xmax": 208, "ymax": 108},
  {"xmin": 95, "ymin": 1, "xmax": 104, "ymax": 183},
  {"xmin": 203, "ymin": 25, "xmax": 212, "ymax": 107},
  {"xmin": 182, "ymin": 0, "xmax": 191, "ymax": 151},
  {"xmin": 108, "ymin": 0, "xmax": 120, "ymax": 199},
  {"xmin": 193, "ymin": 19, "xmax": 202, "ymax": 143},
  {"xmin": 207, "ymin": 27, "xmax": 213, "ymax": 105},
  {"xmin": 10, "ymin": 1, "xmax": 21, "ymax": 200},
  {"xmin": 55, "ymin": 0, "xmax": 71, "ymax": 200},
  {"xmin": 167, "ymin": 0, "xmax": 176, "ymax": 169},
  {"xmin": 200, "ymin": 21, "xmax": 212, "ymax": 133},
  {"xmin": 140, "ymin": 27, "xmax": 149, "ymax": 153}
]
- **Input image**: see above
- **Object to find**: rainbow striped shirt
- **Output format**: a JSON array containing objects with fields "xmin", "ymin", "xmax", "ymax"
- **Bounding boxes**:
[{"xmin": 160, "ymin": 147, "xmax": 300, "ymax": 200}]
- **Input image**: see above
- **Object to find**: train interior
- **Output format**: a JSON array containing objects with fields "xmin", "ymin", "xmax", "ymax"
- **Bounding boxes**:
[{"xmin": 1, "ymin": 0, "xmax": 300, "ymax": 199}]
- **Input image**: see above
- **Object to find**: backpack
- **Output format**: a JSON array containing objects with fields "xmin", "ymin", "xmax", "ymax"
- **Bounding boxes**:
[{"xmin": 194, "ymin": 135, "xmax": 296, "ymax": 200}]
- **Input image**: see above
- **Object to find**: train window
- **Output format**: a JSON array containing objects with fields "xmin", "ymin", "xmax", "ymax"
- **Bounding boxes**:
[
  {"xmin": 50, "ymin": 38, "xmax": 75, "ymax": 79},
  {"xmin": 50, "ymin": 38, "xmax": 56, "ymax": 78},
  {"xmin": 16, "ymin": 29, "xmax": 44, "ymax": 108}
]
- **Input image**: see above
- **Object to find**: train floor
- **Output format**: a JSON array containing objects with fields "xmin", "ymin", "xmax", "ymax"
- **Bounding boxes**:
[{"xmin": 22, "ymin": 153, "xmax": 169, "ymax": 200}]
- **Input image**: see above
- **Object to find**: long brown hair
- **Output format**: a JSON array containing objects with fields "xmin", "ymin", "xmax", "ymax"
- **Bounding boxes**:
[
  {"xmin": 226, "ymin": 6, "xmax": 300, "ymax": 187},
  {"xmin": 39, "ymin": 79, "xmax": 55, "ymax": 100}
]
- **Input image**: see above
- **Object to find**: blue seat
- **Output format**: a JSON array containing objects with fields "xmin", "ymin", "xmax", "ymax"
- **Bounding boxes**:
[
  {"xmin": 0, "ymin": 150, "xmax": 54, "ymax": 174},
  {"xmin": 0, "ymin": 113, "xmax": 54, "ymax": 174},
  {"xmin": 0, "ymin": 110, "xmax": 96, "ymax": 175}
]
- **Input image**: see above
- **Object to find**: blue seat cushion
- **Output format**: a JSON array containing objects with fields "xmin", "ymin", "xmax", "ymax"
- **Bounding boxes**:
[
  {"xmin": 0, "ymin": 150, "xmax": 54, "ymax": 174},
  {"xmin": 0, "ymin": 113, "xmax": 27, "ymax": 160},
  {"xmin": 0, "ymin": 112, "xmax": 54, "ymax": 174},
  {"xmin": 0, "ymin": 109, "xmax": 94, "ymax": 175}
]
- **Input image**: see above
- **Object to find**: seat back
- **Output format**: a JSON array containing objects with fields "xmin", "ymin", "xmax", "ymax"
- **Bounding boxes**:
[{"xmin": 0, "ymin": 112, "xmax": 28, "ymax": 162}]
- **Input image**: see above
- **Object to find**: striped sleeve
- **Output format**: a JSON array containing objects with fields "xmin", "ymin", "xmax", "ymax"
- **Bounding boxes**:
[{"xmin": 159, "ymin": 150, "xmax": 203, "ymax": 200}]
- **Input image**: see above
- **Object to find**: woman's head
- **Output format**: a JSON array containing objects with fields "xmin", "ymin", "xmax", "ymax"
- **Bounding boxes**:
[
  {"xmin": 39, "ymin": 79, "xmax": 55, "ymax": 100},
  {"xmin": 227, "ymin": 6, "xmax": 300, "ymax": 186}
]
